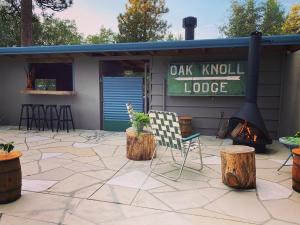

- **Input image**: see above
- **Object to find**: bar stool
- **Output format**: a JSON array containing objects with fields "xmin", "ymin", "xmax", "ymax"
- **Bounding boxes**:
[
  {"xmin": 57, "ymin": 105, "xmax": 75, "ymax": 132},
  {"xmin": 18, "ymin": 104, "xmax": 33, "ymax": 130},
  {"xmin": 30, "ymin": 104, "xmax": 47, "ymax": 131},
  {"xmin": 45, "ymin": 105, "xmax": 59, "ymax": 132}
]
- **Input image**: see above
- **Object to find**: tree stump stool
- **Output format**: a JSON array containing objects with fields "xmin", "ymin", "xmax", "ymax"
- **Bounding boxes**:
[
  {"xmin": 126, "ymin": 128, "xmax": 156, "ymax": 161},
  {"xmin": 221, "ymin": 145, "xmax": 256, "ymax": 189}
]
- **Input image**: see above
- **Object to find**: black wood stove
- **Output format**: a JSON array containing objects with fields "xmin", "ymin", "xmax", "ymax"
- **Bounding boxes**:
[{"xmin": 228, "ymin": 31, "xmax": 272, "ymax": 152}]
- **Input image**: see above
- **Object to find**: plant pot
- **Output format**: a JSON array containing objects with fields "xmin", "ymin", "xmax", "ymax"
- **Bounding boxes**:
[
  {"xmin": 0, "ymin": 151, "xmax": 22, "ymax": 204},
  {"xmin": 135, "ymin": 123, "xmax": 145, "ymax": 133}
]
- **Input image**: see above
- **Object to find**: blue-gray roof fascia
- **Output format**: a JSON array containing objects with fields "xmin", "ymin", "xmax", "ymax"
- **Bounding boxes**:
[{"xmin": 0, "ymin": 34, "xmax": 299, "ymax": 55}]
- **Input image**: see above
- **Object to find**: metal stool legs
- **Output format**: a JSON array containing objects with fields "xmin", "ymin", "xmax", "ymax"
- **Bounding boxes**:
[
  {"xmin": 18, "ymin": 104, "xmax": 33, "ymax": 130},
  {"xmin": 57, "ymin": 105, "xmax": 75, "ymax": 132}
]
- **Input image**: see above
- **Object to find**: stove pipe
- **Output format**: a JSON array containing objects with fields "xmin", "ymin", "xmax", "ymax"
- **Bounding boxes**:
[
  {"xmin": 229, "ymin": 31, "xmax": 272, "ymax": 145},
  {"xmin": 183, "ymin": 17, "xmax": 197, "ymax": 40}
]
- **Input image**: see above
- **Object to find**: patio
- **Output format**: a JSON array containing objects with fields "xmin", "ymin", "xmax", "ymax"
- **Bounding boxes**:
[{"xmin": 0, "ymin": 127, "xmax": 299, "ymax": 225}]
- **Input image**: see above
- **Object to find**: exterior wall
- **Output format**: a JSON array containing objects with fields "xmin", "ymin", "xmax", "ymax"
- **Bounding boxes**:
[
  {"xmin": 0, "ymin": 56, "xmax": 100, "ymax": 129},
  {"xmin": 279, "ymin": 50, "xmax": 300, "ymax": 136},
  {"xmin": 150, "ymin": 48, "xmax": 284, "ymax": 138}
]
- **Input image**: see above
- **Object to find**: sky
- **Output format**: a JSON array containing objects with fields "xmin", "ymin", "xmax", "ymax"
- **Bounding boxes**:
[{"xmin": 49, "ymin": 0, "xmax": 300, "ymax": 39}]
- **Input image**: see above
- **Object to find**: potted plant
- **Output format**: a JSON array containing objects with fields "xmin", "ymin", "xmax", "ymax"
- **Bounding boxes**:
[
  {"xmin": 132, "ymin": 112, "xmax": 150, "ymax": 134},
  {"xmin": 0, "ymin": 142, "xmax": 22, "ymax": 203}
]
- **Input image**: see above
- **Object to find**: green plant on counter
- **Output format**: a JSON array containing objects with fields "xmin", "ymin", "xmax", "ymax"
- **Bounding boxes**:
[
  {"xmin": 284, "ymin": 132, "xmax": 300, "ymax": 146},
  {"xmin": 132, "ymin": 112, "xmax": 150, "ymax": 135},
  {"xmin": 0, "ymin": 142, "xmax": 15, "ymax": 153}
]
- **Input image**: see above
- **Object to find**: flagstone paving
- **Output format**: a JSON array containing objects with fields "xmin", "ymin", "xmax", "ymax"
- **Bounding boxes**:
[{"xmin": 0, "ymin": 127, "xmax": 299, "ymax": 225}]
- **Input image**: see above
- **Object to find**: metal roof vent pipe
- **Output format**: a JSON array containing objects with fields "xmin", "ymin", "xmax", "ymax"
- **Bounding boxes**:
[{"xmin": 183, "ymin": 17, "xmax": 197, "ymax": 40}]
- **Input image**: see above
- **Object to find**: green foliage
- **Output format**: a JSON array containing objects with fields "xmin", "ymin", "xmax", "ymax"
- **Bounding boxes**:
[
  {"xmin": 132, "ymin": 112, "xmax": 150, "ymax": 134},
  {"xmin": 282, "ymin": 4, "xmax": 300, "ymax": 34},
  {"xmin": 85, "ymin": 26, "xmax": 117, "ymax": 44},
  {"xmin": 165, "ymin": 32, "xmax": 183, "ymax": 41},
  {"xmin": 0, "ymin": 3, "xmax": 82, "ymax": 46},
  {"xmin": 117, "ymin": 0, "xmax": 170, "ymax": 42},
  {"xmin": 295, "ymin": 131, "xmax": 300, "ymax": 138},
  {"xmin": 220, "ymin": 0, "xmax": 261, "ymax": 37},
  {"xmin": 220, "ymin": 0, "xmax": 286, "ymax": 37},
  {"xmin": 37, "ymin": 17, "xmax": 83, "ymax": 45},
  {"xmin": 261, "ymin": 0, "xmax": 285, "ymax": 35},
  {"xmin": 0, "ymin": 142, "xmax": 15, "ymax": 153}
]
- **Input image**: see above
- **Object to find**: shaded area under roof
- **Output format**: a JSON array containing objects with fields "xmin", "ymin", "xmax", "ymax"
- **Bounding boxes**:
[{"xmin": 0, "ymin": 35, "xmax": 300, "ymax": 56}]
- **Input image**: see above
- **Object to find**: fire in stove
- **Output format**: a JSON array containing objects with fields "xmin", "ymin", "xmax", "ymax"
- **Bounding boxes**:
[{"xmin": 229, "ymin": 119, "xmax": 270, "ymax": 152}]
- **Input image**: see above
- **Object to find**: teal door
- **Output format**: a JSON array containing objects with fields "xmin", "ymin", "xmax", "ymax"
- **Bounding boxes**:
[{"xmin": 103, "ymin": 77, "xmax": 144, "ymax": 131}]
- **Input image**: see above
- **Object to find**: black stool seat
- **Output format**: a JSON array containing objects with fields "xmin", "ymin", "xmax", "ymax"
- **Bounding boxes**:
[
  {"xmin": 45, "ymin": 105, "xmax": 59, "ymax": 132},
  {"xmin": 18, "ymin": 104, "xmax": 33, "ymax": 130},
  {"xmin": 30, "ymin": 104, "xmax": 47, "ymax": 131},
  {"xmin": 57, "ymin": 105, "xmax": 75, "ymax": 132}
]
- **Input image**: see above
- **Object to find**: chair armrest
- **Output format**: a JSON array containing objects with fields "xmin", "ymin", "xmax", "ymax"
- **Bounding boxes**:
[{"xmin": 182, "ymin": 133, "xmax": 201, "ymax": 142}]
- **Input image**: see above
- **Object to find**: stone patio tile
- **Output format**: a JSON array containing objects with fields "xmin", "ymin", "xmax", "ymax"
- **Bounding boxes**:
[
  {"xmin": 56, "ymin": 152, "xmax": 78, "ymax": 159},
  {"xmin": 24, "ymin": 167, "xmax": 74, "ymax": 181},
  {"xmin": 26, "ymin": 135, "xmax": 50, "ymax": 143},
  {"xmin": 72, "ymin": 156, "xmax": 100, "ymax": 163},
  {"xmin": 22, "ymin": 161, "xmax": 40, "ymax": 176},
  {"xmin": 30, "ymin": 141, "xmax": 74, "ymax": 150},
  {"xmin": 178, "ymin": 208, "xmax": 253, "ymax": 224},
  {"xmin": 148, "ymin": 185, "xmax": 177, "ymax": 193},
  {"xmin": 264, "ymin": 220, "xmax": 297, "ymax": 225},
  {"xmin": 263, "ymin": 199, "xmax": 300, "ymax": 224},
  {"xmin": 89, "ymin": 184, "xmax": 138, "ymax": 204},
  {"xmin": 40, "ymin": 146, "xmax": 96, "ymax": 157},
  {"xmin": 14, "ymin": 143, "xmax": 28, "ymax": 151},
  {"xmin": 256, "ymin": 159, "xmax": 283, "ymax": 169},
  {"xmin": 41, "ymin": 152, "xmax": 64, "ymax": 160},
  {"xmin": 289, "ymin": 192, "xmax": 300, "ymax": 202},
  {"xmin": 269, "ymin": 159, "xmax": 293, "ymax": 166},
  {"xmin": 38, "ymin": 159, "xmax": 63, "ymax": 173},
  {"xmin": 132, "ymin": 190, "xmax": 172, "ymax": 210},
  {"xmin": 114, "ymin": 145, "xmax": 126, "ymax": 156},
  {"xmin": 202, "ymin": 156, "xmax": 221, "ymax": 165},
  {"xmin": 82, "ymin": 169, "xmax": 117, "ymax": 182},
  {"xmin": 60, "ymin": 136, "xmax": 87, "ymax": 142},
  {"xmin": 73, "ymin": 142, "xmax": 99, "ymax": 148},
  {"xmin": 73, "ymin": 183, "xmax": 103, "ymax": 199},
  {"xmin": 107, "ymin": 170, "xmax": 163, "ymax": 190},
  {"xmin": 101, "ymin": 155, "xmax": 128, "ymax": 170},
  {"xmin": 93, "ymin": 144, "xmax": 118, "ymax": 158},
  {"xmin": 63, "ymin": 161, "xmax": 101, "ymax": 172},
  {"xmin": 27, "ymin": 139, "xmax": 59, "ymax": 148},
  {"xmin": 256, "ymin": 168, "xmax": 291, "ymax": 182},
  {"xmin": 208, "ymin": 178, "xmax": 234, "ymax": 190},
  {"xmin": 153, "ymin": 188, "xmax": 228, "ymax": 210},
  {"xmin": 22, "ymin": 179, "xmax": 58, "ymax": 192},
  {"xmin": 201, "ymin": 136, "xmax": 223, "ymax": 146},
  {"xmin": 63, "ymin": 199, "xmax": 161, "ymax": 225},
  {"xmin": 153, "ymin": 174, "xmax": 210, "ymax": 191},
  {"xmin": 0, "ymin": 215, "xmax": 56, "ymax": 225},
  {"xmin": 205, "ymin": 191, "xmax": 270, "ymax": 223},
  {"xmin": 48, "ymin": 173, "xmax": 100, "ymax": 194},
  {"xmin": 256, "ymin": 179, "xmax": 293, "ymax": 200},
  {"xmin": 0, "ymin": 192, "xmax": 81, "ymax": 224}
]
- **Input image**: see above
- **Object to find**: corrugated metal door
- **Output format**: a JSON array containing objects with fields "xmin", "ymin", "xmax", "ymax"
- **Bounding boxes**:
[{"xmin": 103, "ymin": 77, "xmax": 144, "ymax": 131}]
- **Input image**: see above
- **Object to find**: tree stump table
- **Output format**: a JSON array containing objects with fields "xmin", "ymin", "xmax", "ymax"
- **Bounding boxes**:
[
  {"xmin": 126, "ymin": 128, "xmax": 156, "ymax": 161},
  {"xmin": 221, "ymin": 145, "xmax": 256, "ymax": 189}
]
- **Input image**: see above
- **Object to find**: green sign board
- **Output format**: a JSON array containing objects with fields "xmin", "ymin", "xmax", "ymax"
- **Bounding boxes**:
[{"xmin": 167, "ymin": 61, "xmax": 247, "ymax": 96}]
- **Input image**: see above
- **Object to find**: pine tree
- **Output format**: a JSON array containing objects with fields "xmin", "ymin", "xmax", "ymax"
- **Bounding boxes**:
[
  {"xmin": 117, "ymin": 0, "xmax": 170, "ymax": 42},
  {"xmin": 261, "ymin": 0, "xmax": 285, "ymax": 35}
]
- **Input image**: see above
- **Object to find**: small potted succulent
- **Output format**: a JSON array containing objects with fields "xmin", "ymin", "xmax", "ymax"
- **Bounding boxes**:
[
  {"xmin": 132, "ymin": 112, "xmax": 150, "ymax": 134},
  {"xmin": 0, "ymin": 142, "xmax": 22, "ymax": 203}
]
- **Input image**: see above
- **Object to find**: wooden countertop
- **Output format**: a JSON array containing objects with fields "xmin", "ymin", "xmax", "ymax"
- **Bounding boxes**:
[{"xmin": 20, "ymin": 89, "xmax": 77, "ymax": 96}]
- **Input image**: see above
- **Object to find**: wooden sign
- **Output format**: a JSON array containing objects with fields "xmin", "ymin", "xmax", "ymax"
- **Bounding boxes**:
[{"xmin": 167, "ymin": 61, "xmax": 247, "ymax": 96}]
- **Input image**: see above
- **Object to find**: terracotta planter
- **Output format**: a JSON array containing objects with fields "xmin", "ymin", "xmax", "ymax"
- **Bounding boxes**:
[{"xmin": 0, "ymin": 151, "xmax": 22, "ymax": 204}]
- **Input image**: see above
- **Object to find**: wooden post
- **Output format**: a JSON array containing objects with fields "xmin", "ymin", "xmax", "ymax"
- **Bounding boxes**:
[
  {"xmin": 126, "ymin": 128, "xmax": 155, "ymax": 161},
  {"xmin": 221, "ymin": 145, "xmax": 256, "ymax": 189}
]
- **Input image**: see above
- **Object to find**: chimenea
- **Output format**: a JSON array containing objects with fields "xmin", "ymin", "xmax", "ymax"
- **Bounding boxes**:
[{"xmin": 228, "ymin": 31, "xmax": 272, "ymax": 152}]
